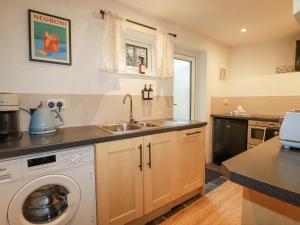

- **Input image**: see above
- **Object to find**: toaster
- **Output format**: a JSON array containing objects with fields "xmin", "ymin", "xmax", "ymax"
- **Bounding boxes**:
[{"xmin": 280, "ymin": 111, "xmax": 300, "ymax": 149}]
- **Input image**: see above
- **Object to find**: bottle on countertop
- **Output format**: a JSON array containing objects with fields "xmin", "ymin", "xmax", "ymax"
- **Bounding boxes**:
[
  {"xmin": 148, "ymin": 85, "xmax": 153, "ymax": 100},
  {"xmin": 142, "ymin": 84, "xmax": 149, "ymax": 100},
  {"xmin": 139, "ymin": 57, "xmax": 145, "ymax": 74}
]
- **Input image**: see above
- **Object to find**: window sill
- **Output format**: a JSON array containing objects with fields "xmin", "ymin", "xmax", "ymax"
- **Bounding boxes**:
[
  {"xmin": 126, "ymin": 72, "xmax": 156, "ymax": 77},
  {"xmin": 122, "ymin": 72, "xmax": 172, "ymax": 79},
  {"xmin": 101, "ymin": 69, "xmax": 173, "ymax": 79},
  {"xmin": 110, "ymin": 71, "xmax": 160, "ymax": 78}
]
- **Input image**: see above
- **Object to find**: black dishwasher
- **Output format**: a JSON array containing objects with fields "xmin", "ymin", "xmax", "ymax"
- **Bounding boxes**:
[{"xmin": 212, "ymin": 118, "xmax": 248, "ymax": 165}]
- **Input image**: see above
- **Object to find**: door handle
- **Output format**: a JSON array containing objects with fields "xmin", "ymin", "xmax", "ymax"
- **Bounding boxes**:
[
  {"xmin": 186, "ymin": 131, "xmax": 201, "ymax": 136},
  {"xmin": 138, "ymin": 144, "xmax": 143, "ymax": 171},
  {"xmin": 147, "ymin": 142, "xmax": 152, "ymax": 169}
]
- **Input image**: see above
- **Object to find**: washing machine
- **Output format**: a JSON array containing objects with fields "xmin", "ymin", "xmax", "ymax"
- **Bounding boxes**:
[{"xmin": 0, "ymin": 145, "xmax": 97, "ymax": 225}]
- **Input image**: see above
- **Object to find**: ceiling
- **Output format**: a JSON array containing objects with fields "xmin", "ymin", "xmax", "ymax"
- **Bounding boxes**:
[{"xmin": 112, "ymin": 0, "xmax": 300, "ymax": 46}]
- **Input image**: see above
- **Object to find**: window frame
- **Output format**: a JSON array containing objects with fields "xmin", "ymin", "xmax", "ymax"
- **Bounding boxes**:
[{"xmin": 126, "ymin": 43, "xmax": 148, "ymax": 68}]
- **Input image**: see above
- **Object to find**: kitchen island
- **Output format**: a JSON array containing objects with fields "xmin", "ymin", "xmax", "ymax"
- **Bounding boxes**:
[{"xmin": 223, "ymin": 137, "xmax": 300, "ymax": 225}]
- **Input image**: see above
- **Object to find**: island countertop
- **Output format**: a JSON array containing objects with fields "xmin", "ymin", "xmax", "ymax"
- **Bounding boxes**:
[
  {"xmin": 223, "ymin": 137, "xmax": 300, "ymax": 207},
  {"xmin": 0, "ymin": 120, "xmax": 207, "ymax": 160}
]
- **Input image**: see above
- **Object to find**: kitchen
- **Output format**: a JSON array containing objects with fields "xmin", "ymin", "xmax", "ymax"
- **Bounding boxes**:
[{"xmin": 0, "ymin": 0, "xmax": 300, "ymax": 225}]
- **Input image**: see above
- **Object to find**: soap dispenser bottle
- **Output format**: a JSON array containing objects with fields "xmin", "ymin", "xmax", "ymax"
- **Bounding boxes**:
[
  {"xmin": 148, "ymin": 85, "xmax": 153, "ymax": 100},
  {"xmin": 142, "ymin": 85, "xmax": 149, "ymax": 100},
  {"xmin": 139, "ymin": 57, "xmax": 145, "ymax": 74}
]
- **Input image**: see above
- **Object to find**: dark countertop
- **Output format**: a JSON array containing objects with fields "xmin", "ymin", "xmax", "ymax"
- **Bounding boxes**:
[
  {"xmin": 211, "ymin": 113, "xmax": 281, "ymax": 122},
  {"xmin": 0, "ymin": 120, "xmax": 207, "ymax": 160},
  {"xmin": 223, "ymin": 137, "xmax": 300, "ymax": 207}
]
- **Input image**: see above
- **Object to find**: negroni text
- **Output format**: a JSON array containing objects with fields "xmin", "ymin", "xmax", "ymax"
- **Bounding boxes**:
[{"xmin": 33, "ymin": 13, "xmax": 67, "ymax": 27}]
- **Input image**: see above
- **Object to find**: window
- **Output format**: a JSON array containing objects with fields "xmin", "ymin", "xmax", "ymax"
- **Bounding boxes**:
[
  {"xmin": 125, "ymin": 39, "xmax": 152, "ymax": 75},
  {"xmin": 126, "ymin": 43, "xmax": 148, "ymax": 68}
]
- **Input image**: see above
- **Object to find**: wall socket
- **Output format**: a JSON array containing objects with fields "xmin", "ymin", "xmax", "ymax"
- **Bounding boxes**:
[{"xmin": 47, "ymin": 99, "xmax": 66, "ymax": 110}]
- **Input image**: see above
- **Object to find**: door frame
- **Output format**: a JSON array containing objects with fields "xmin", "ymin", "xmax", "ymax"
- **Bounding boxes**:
[{"xmin": 174, "ymin": 53, "xmax": 196, "ymax": 120}]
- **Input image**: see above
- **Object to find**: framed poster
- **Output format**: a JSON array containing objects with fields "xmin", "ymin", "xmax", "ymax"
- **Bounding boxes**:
[{"xmin": 28, "ymin": 10, "xmax": 72, "ymax": 65}]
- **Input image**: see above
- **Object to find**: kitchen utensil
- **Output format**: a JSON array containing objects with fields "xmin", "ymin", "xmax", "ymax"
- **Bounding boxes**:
[{"xmin": 29, "ymin": 103, "xmax": 64, "ymax": 135}]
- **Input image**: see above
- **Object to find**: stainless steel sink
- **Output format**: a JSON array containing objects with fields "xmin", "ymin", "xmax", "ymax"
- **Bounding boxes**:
[
  {"xmin": 100, "ymin": 123, "xmax": 144, "ymax": 134},
  {"xmin": 148, "ymin": 119, "xmax": 189, "ymax": 127},
  {"xmin": 98, "ymin": 119, "xmax": 187, "ymax": 135},
  {"xmin": 135, "ymin": 122, "xmax": 158, "ymax": 128}
]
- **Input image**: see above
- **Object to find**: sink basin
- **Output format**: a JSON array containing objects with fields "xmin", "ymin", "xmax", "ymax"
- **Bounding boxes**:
[
  {"xmin": 100, "ymin": 123, "xmax": 144, "ymax": 134},
  {"xmin": 98, "ymin": 119, "xmax": 186, "ymax": 135},
  {"xmin": 149, "ymin": 119, "xmax": 189, "ymax": 127},
  {"xmin": 136, "ymin": 122, "xmax": 158, "ymax": 128}
]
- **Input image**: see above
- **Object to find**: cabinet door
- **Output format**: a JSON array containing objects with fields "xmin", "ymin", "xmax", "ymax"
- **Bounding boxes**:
[
  {"xmin": 95, "ymin": 138, "xmax": 144, "ymax": 225},
  {"xmin": 175, "ymin": 128, "xmax": 205, "ymax": 198},
  {"xmin": 143, "ymin": 132, "xmax": 177, "ymax": 214}
]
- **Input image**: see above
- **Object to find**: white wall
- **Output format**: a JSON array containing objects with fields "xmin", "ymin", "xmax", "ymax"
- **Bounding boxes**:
[
  {"xmin": 230, "ymin": 36, "xmax": 298, "ymax": 78},
  {"xmin": 212, "ymin": 35, "xmax": 300, "ymax": 97},
  {"xmin": 0, "ymin": 0, "xmax": 230, "ymax": 162},
  {"xmin": 0, "ymin": 0, "xmax": 229, "ymax": 99},
  {"xmin": 0, "ymin": 0, "xmax": 168, "ymax": 96}
]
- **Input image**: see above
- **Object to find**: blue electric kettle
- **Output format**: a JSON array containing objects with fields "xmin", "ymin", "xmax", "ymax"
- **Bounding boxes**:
[{"xmin": 29, "ymin": 103, "xmax": 64, "ymax": 135}]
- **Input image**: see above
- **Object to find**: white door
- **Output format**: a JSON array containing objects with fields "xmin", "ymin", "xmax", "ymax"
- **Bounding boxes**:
[
  {"xmin": 173, "ymin": 54, "xmax": 196, "ymax": 120},
  {"xmin": 8, "ymin": 175, "xmax": 80, "ymax": 225}
]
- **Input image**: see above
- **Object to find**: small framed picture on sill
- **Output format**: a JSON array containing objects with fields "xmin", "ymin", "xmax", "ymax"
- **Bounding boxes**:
[{"xmin": 28, "ymin": 9, "xmax": 72, "ymax": 65}]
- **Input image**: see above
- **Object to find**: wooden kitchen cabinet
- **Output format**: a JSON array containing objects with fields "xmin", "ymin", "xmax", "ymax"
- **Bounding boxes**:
[
  {"xmin": 95, "ymin": 127, "xmax": 205, "ymax": 225},
  {"xmin": 95, "ymin": 138, "xmax": 144, "ymax": 225},
  {"xmin": 174, "ymin": 127, "xmax": 205, "ymax": 198},
  {"xmin": 143, "ymin": 132, "xmax": 177, "ymax": 214}
]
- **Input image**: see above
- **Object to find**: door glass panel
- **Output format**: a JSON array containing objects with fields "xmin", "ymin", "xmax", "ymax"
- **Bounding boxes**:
[
  {"xmin": 23, "ymin": 185, "xmax": 69, "ymax": 223},
  {"xmin": 173, "ymin": 59, "xmax": 191, "ymax": 120}
]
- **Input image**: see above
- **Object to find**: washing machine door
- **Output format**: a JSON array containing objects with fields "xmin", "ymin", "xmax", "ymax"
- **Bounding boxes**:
[{"xmin": 8, "ymin": 175, "xmax": 80, "ymax": 225}]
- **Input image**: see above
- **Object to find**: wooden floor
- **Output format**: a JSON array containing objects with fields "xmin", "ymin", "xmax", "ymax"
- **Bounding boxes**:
[{"xmin": 161, "ymin": 181, "xmax": 243, "ymax": 225}]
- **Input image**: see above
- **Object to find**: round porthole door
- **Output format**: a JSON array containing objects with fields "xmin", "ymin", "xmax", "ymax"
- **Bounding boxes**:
[{"xmin": 8, "ymin": 175, "xmax": 80, "ymax": 225}]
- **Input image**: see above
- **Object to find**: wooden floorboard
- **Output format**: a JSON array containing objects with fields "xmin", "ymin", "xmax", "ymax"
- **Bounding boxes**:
[{"xmin": 161, "ymin": 181, "xmax": 243, "ymax": 225}]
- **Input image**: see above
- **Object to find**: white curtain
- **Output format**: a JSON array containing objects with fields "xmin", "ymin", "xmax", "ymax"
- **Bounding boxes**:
[
  {"xmin": 100, "ymin": 11, "xmax": 126, "ymax": 73},
  {"xmin": 156, "ymin": 29, "xmax": 174, "ymax": 78}
]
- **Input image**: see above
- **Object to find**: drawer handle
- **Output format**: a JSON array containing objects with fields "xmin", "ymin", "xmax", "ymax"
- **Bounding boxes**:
[
  {"xmin": 138, "ymin": 144, "xmax": 143, "ymax": 171},
  {"xmin": 186, "ymin": 131, "xmax": 201, "ymax": 136},
  {"xmin": 147, "ymin": 142, "xmax": 152, "ymax": 169}
]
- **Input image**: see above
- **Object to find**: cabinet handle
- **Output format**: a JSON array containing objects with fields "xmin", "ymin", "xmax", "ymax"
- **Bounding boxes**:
[
  {"xmin": 186, "ymin": 131, "xmax": 201, "ymax": 136},
  {"xmin": 147, "ymin": 142, "xmax": 152, "ymax": 169},
  {"xmin": 138, "ymin": 144, "xmax": 143, "ymax": 171}
]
